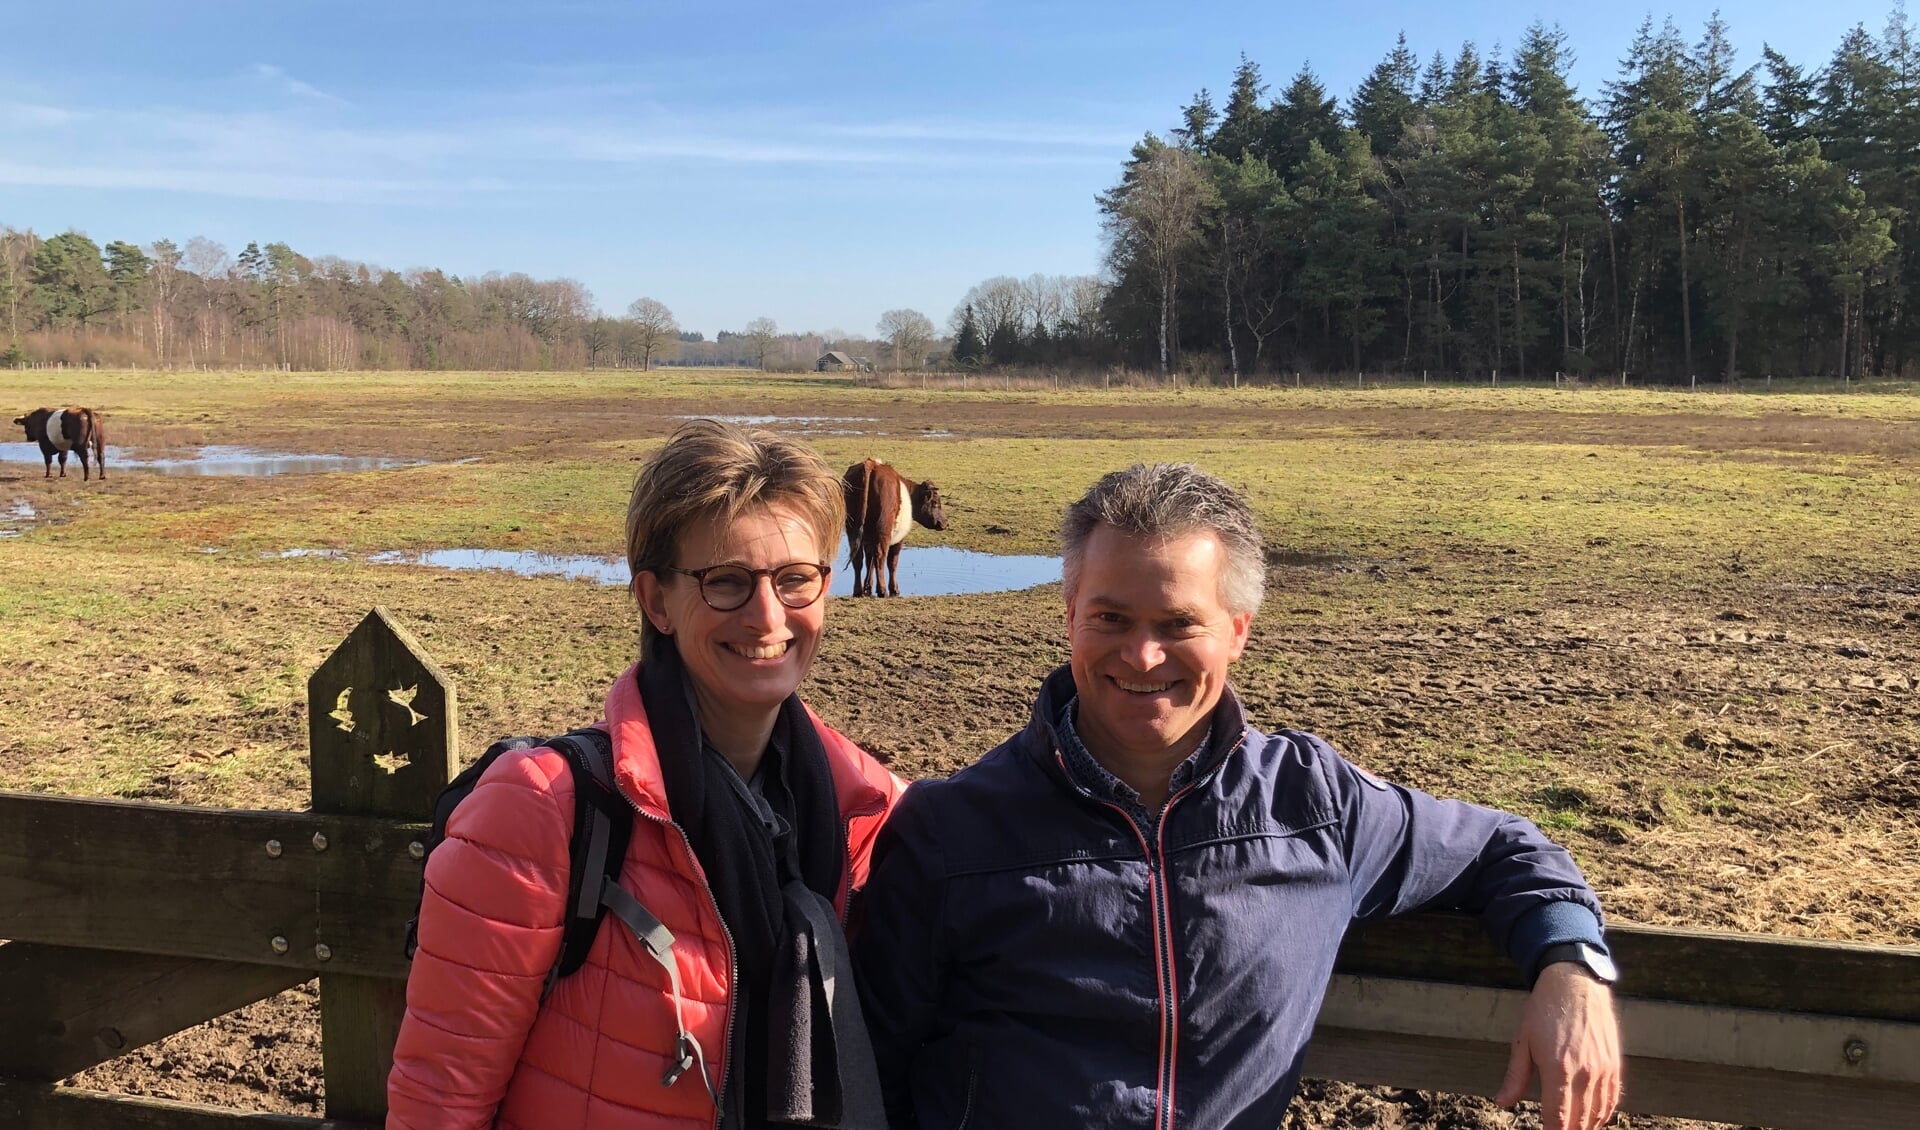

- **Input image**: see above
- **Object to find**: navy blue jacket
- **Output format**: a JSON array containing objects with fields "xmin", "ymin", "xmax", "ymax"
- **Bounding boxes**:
[{"xmin": 854, "ymin": 666, "xmax": 1607, "ymax": 1130}]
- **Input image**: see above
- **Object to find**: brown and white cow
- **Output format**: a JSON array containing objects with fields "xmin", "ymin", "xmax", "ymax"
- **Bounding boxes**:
[
  {"xmin": 842, "ymin": 457, "xmax": 949, "ymax": 596},
  {"xmin": 13, "ymin": 406, "xmax": 107, "ymax": 482}
]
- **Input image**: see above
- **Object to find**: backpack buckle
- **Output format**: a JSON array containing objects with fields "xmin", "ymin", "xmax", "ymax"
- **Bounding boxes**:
[{"xmin": 661, "ymin": 1035, "xmax": 696, "ymax": 1087}]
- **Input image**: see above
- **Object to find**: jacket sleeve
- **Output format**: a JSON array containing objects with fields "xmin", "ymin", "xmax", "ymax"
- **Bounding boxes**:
[
  {"xmin": 1314, "ymin": 733, "xmax": 1606, "ymax": 969},
  {"xmin": 852, "ymin": 780, "xmax": 945, "ymax": 1130},
  {"xmin": 845, "ymin": 753, "xmax": 911, "ymax": 896},
  {"xmin": 386, "ymin": 749, "xmax": 574, "ymax": 1129}
]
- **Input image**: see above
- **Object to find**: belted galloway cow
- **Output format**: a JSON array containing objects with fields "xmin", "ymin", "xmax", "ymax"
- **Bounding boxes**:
[
  {"xmin": 14, "ymin": 406, "xmax": 107, "ymax": 482},
  {"xmin": 842, "ymin": 457, "xmax": 948, "ymax": 596}
]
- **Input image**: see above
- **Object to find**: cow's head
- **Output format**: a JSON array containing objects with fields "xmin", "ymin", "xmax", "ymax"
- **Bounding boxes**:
[
  {"xmin": 12, "ymin": 415, "xmax": 27, "ymax": 438},
  {"xmin": 912, "ymin": 481, "xmax": 950, "ymax": 531}
]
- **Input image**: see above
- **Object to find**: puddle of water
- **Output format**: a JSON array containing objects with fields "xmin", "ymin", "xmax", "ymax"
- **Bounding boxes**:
[
  {"xmin": 275, "ymin": 544, "xmax": 1061, "ymax": 596},
  {"xmin": 367, "ymin": 548, "xmax": 629, "ymax": 585},
  {"xmin": 275, "ymin": 548, "xmax": 350, "ymax": 560},
  {"xmin": 852, "ymin": 546, "xmax": 1061, "ymax": 596},
  {"xmin": 0, "ymin": 499, "xmax": 34, "ymax": 537},
  {"xmin": 2, "ymin": 444, "xmax": 421, "ymax": 476},
  {"xmin": 1266, "ymin": 548, "xmax": 1369, "ymax": 571},
  {"xmin": 680, "ymin": 415, "xmax": 880, "ymax": 436}
]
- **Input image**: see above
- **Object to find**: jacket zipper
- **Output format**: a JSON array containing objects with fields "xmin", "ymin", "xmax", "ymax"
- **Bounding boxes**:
[
  {"xmin": 837, "ymin": 787, "xmax": 887, "ymax": 924},
  {"xmin": 1055, "ymin": 749, "xmax": 1198, "ymax": 1130},
  {"xmin": 1148, "ymin": 783, "xmax": 1197, "ymax": 1130}
]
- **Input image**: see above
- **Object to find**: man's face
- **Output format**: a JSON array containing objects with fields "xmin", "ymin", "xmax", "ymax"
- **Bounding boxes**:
[{"xmin": 1066, "ymin": 524, "xmax": 1253, "ymax": 768}]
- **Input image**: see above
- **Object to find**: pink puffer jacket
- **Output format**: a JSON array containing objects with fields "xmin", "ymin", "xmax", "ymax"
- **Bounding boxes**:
[{"xmin": 386, "ymin": 664, "xmax": 906, "ymax": 1129}]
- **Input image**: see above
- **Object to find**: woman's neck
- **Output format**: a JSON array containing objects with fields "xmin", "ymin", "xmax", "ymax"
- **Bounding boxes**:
[{"xmin": 691, "ymin": 683, "xmax": 777, "ymax": 780}]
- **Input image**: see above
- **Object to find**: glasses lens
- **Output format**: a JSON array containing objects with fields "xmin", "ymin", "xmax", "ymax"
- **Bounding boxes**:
[
  {"xmin": 699, "ymin": 566, "xmax": 754, "ymax": 610},
  {"xmin": 773, "ymin": 564, "xmax": 827, "ymax": 608}
]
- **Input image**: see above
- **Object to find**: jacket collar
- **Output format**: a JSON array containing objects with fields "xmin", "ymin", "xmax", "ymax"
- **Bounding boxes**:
[
  {"xmin": 1024, "ymin": 663, "xmax": 1250, "ymax": 787},
  {"xmin": 602, "ymin": 661, "xmax": 889, "ymax": 823}
]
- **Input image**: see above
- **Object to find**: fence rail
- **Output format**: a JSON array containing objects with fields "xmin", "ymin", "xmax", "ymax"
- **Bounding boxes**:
[{"xmin": 2, "ymin": 608, "xmax": 1915, "ymax": 1128}]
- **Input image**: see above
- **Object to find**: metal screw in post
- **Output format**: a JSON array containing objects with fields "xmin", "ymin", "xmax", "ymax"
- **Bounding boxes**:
[
  {"xmin": 408, "ymin": 840, "xmax": 426, "ymax": 860},
  {"xmin": 271, "ymin": 936, "xmax": 290, "ymax": 955},
  {"xmin": 315, "ymin": 943, "xmax": 333, "ymax": 962},
  {"xmin": 265, "ymin": 839, "xmax": 283, "ymax": 858},
  {"xmin": 1844, "ymin": 1039, "xmax": 1868, "ymax": 1065},
  {"xmin": 311, "ymin": 832, "xmax": 328, "ymax": 852}
]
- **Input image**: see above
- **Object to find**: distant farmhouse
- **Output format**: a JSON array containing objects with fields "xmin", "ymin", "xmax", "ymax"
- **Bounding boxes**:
[{"xmin": 817, "ymin": 350, "xmax": 861, "ymax": 372}]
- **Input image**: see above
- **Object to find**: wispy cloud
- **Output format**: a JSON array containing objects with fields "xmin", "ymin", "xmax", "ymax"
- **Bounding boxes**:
[
  {"xmin": 0, "ymin": 92, "xmax": 1114, "ymax": 206},
  {"xmin": 0, "ymin": 161, "xmax": 493, "ymax": 204},
  {"xmin": 248, "ymin": 64, "xmax": 349, "ymax": 106}
]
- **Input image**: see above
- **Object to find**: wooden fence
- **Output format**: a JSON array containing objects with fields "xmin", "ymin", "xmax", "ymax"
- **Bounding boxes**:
[{"xmin": 2, "ymin": 608, "xmax": 1916, "ymax": 1128}]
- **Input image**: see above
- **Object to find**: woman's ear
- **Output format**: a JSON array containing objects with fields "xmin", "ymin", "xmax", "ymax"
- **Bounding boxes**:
[{"xmin": 632, "ymin": 571, "xmax": 673, "ymax": 635}]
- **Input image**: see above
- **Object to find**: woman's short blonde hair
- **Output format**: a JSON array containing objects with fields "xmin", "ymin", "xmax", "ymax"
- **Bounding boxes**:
[{"xmin": 625, "ymin": 419, "xmax": 844, "ymax": 632}]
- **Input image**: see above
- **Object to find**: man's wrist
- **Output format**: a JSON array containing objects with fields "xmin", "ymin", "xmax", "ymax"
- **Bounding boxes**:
[{"xmin": 1532, "ymin": 940, "xmax": 1619, "ymax": 987}]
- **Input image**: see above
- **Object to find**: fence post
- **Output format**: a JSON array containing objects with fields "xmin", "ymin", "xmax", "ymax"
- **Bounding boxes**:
[{"xmin": 307, "ymin": 608, "xmax": 459, "ymax": 1123}]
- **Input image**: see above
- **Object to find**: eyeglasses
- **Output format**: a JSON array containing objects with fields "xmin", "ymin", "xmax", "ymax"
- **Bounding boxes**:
[{"xmin": 662, "ymin": 562, "xmax": 832, "ymax": 611}]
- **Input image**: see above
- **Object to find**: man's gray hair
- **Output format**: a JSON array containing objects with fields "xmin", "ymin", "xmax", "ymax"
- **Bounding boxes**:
[{"xmin": 1060, "ymin": 462, "xmax": 1266, "ymax": 616}]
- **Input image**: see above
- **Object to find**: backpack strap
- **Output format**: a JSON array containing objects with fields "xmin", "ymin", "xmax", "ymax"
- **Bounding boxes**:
[
  {"xmin": 544, "ymin": 727, "xmax": 631, "ymax": 982},
  {"xmin": 542, "ymin": 726, "xmax": 720, "ymax": 1104},
  {"xmin": 601, "ymin": 875, "xmax": 721, "ymax": 1104},
  {"xmin": 526, "ymin": 721, "xmax": 721, "ymax": 1105}
]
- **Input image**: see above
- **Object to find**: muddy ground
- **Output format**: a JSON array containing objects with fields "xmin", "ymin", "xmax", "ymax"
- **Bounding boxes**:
[{"xmin": 6, "ymin": 374, "xmax": 1916, "ymax": 1128}]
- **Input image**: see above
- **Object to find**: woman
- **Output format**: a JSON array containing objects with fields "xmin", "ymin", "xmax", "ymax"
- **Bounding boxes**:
[{"xmin": 388, "ymin": 419, "xmax": 904, "ymax": 1129}]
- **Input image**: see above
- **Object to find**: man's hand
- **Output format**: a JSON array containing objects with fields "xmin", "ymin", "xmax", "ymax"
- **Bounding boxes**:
[{"xmin": 1495, "ymin": 963, "xmax": 1622, "ymax": 1130}]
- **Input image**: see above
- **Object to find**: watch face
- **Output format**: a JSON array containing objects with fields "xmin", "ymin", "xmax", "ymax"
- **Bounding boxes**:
[{"xmin": 1575, "ymin": 943, "xmax": 1619, "ymax": 984}]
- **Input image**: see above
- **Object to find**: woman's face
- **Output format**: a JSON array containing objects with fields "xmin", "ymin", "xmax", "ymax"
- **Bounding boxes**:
[{"xmin": 635, "ymin": 503, "xmax": 831, "ymax": 720}]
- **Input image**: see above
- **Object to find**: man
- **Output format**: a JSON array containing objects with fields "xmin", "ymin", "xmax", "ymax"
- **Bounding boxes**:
[{"xmin": 854, "ymin": 463, "xmax": 1621, "ymax": 1130}]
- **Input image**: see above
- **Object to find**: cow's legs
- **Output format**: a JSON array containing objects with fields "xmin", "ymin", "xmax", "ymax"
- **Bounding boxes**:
[
  {"xmin": 77, "ymin": 450, "xmax": 90, "ymax": 482},
  {"xmin": 885, "ymin": 541, "xmax": 905, "ymax": 596},
  {"xmin": 864, "ymin": 541, "xmax": 885, "ymax": 597},
  {"xmin": 848, "ymin": 539, "xmax": 866, "ymax": 597},
  {"xmin": 55, "ymin": 451, "xmax": 67, "ymax": 478}
]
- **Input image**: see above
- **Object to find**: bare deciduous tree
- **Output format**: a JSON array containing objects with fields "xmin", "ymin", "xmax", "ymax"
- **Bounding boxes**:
[
  {"xmin": 624, "ymin": 297, "xmax": 677, "ymax": 369},
  {"xmin": 744, "ymin": 316, "xmax": 779, "ymax": 369},
  {"xmin": 0, "ymin": 228, "xmax": 39, "ymax": 341},
  {"xmin": 1099, "ymin": 138, "xmax": 1216, "ymax": 374},
  {"xmin": 876, "ymin": 308, "xmax": 935, "ymax": 370},
  {"xmin": 951, "ymin": 276, "xmax": 1026, "ymax": 343}
]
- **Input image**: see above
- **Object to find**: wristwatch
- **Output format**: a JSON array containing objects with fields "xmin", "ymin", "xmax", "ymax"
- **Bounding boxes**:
[{"xmin": 1533, "ymin": 941, "xmax": 1619, "ymax": 986}]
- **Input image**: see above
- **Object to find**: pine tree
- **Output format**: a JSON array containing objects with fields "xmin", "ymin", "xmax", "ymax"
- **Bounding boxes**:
[
  {"xmin": 1760, "ymin": 46, "xmax": 1817, "ymax": 146},
  {"xmin": 952, "ymin": 304, "xmax": 984, "ymax": 366},
  {"xmin": 1351, "ymin": 33, "xmax": 1420, "ymax": 154},
  {"xmin": 1267, "ymin": 66, "xmax": 1343, "ymax": 179},
  {"xmin": 30, "ymin": 231, "xmax": 113, "ymax": 330},
  {"xmin": 1214, "ymin": 56, "xmax": 1269, "ymax": 162}
]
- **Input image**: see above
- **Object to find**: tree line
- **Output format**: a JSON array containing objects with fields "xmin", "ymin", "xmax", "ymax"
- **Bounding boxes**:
[
  {"xmin": 0, "ymin": 229, "xmax": 950, "ymax": 373},
  {"xmin": 1086, "ymin": 12, "xmax": 1920, "ymax": 382}
]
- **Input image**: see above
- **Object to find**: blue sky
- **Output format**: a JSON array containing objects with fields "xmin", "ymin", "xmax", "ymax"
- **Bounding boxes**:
[{"xmin": 0, "ymin": 1, "xmax": 1898, "ymax": 338}]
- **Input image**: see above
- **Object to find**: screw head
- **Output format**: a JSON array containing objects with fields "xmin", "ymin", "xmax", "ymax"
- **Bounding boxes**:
[
  {"xmin": 408, "ymin": 840, "xmax": 425, "ymax": 860},
  {"xmin": 311, "ymin": 832, "xmax": 329, "ymax": 852},
  {"xmin": 270, "ymin": 936, "xmax": 290, "ymax": 955},
  {"xmin": 1844, "ymin": 1039, "xmax": 1869, "ymax": 1064},
  {"xmin": 265, "ymin": 839, "xmax": 283, "ymax": 858},
  {"xmin": 315, "ymin": 943, "xmax": 333, "ymax": 962}
]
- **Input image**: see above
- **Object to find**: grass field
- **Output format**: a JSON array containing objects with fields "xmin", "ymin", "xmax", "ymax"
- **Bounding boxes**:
[{"xmin": 4, "ymin": 367, "xmax": 1917, "ymax": 1126}]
